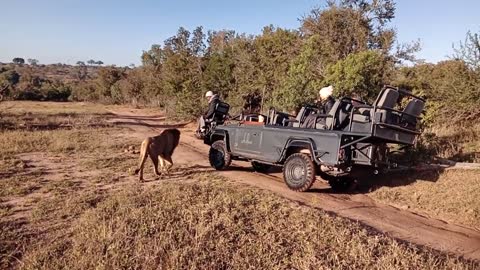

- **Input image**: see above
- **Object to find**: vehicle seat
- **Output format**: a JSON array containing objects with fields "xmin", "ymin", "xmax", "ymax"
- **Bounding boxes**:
[
  {"xmin": 292, "ymin": 107, "xmax": 306, "ymax": 128},
  {"xmin": 293, "ymin": 106, "xmax": 318, "ymax": 128},
  {"xmin": 401, "ymin": 99, "xmax": 424, "ymax": 127},
  {"xmin": 375, "ymin": 88, "xmax": 399, "ymax": 123},
  {"xmin": 210, "ymin": 102, "xmax": 230, "ymax": 124},
  {"xmin": 353, "ymin": 88, "xmax": 399, "ymax": 124}
]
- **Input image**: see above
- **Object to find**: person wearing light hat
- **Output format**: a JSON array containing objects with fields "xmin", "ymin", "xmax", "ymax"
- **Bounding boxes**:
[
  {"xmin": 317, "ymin": 85, "xmax": 335, "ymax": 114},
  {"xmin": 197, "ymin": 91, "xmax": 221, "ymax": 134}
]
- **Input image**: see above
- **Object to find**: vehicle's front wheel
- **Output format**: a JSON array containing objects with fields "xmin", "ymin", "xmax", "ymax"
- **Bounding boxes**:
[
  {"xmin": 251, "ymin": 161, "xmax": 271, "ymax": 173},
  {"xmin": 282, "ymin": 153, "xmax": 316, "ymax": 192},
  {"xmin": 209, "ymin": 140, "xmax": 231, "ymax": 170}
]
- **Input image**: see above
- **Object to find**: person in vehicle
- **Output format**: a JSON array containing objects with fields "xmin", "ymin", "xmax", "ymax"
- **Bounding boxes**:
[
  {"xmin": 316, "ymin": 85, "xmax": 335, "ymax": 114},
  {"xmin": 301, "ymin": 85, "xmax": 336, "ymax": 129},
  {"xmin": 197, "ymin": 91, "xmax": 221, "ymax": 134}
]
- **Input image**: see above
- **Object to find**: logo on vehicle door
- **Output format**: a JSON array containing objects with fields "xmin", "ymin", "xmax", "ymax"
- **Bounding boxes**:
[{"xmin": 241, "ymin": 132, "xmax": 253, "ymax": 145}]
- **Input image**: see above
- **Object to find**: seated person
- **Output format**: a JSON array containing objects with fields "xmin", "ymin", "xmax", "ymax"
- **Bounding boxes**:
[
  {"xmin": 196, "ymin": 91, "xmax": 221, "ymax": 134},
  {"xmin": 316, "ymin": 85, "xmax": 335, "ymax": 115},
  {"xmin": 301, "ymin": 85, "xmax": 336, "ymax": 129}
]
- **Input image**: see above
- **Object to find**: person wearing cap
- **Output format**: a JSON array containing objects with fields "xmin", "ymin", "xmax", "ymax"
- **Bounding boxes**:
[
  {"xmin": 317, "ymin": 85, "xmax": 335, "ymax": 114},
  {"xmin": 197, "ymin": 91, "xmax": 221, "ymax": 134}
]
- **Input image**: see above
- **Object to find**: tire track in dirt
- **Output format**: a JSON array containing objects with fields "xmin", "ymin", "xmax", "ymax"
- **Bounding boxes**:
[{"xmin": 108, "ymin": 109, "xmax": 480, "ymax": 261}]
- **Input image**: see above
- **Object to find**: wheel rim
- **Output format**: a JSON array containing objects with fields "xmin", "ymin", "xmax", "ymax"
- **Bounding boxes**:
[{"xmin": 286, "ymin": 159, "xmax": 306, "ymax": 187}]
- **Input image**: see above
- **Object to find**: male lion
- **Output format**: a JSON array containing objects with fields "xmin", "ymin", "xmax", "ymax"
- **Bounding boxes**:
[{"xmin": 134, "ymin": 128, "xmax": 181, "ymax": 181}]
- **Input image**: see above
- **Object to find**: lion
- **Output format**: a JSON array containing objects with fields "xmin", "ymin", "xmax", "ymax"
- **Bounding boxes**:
[{"xmin": 134, "ymin": 128, "xmax": 181, "ymax": 181}]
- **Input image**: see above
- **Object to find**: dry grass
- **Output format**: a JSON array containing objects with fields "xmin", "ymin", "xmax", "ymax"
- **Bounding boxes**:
[
  {"xmin": 0, "ymin": 101, "xmax": 109, "ymax": 115},
  {"xmin": 16, "ymin": 177, "xmax": 477, "ymax": 270},
  {"xmin": 370, "ymin": 170, "xmax": 480, "ymax": 229},
  {"xmin": 424, "ymin": 124, "xmax": 480, "ymax": 162}
]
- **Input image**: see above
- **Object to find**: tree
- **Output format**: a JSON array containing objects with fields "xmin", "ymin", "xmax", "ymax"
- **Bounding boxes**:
[
  {"xmin": 274, "ymin": 35, "xmax": 323, "ymax": 111},
  {"xmin": 12, "ymin": 57, "xmax": 25, "ymax": 65},
  {"xmin": 301, "ymin": 0, "xmax": 396, "ymax": 66},
  {"xmin": 87, "ymin": 59, "xmax": 96, "ymax": 66},
  {"xmin": 323, "ymin": 50, "xmax": 393, "ymax": 101},
  {"xmin": 253, "ymin": 26, "xmax": 300, "ymax": 112},
  {"xmin": 76, "ymin": 61, "xmax": 86, "ymax": 66},
  {"xmin": 95, "ymin": 60, "xmax": 104, "ymax": 66},
  {"xmin": 27, "ymin": 58, "xmax": 39, "ymax": 66},
  {"xmin": 95, "ymin": 67, "xmax": 125, "ymax": 101},
  {"xmin": 452, "ymin": 30, "xmax": 480, "ymax": 70}
]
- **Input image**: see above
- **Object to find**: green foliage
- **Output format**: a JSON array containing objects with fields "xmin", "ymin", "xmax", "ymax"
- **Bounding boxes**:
[
  {"xmin": 394, "ymin": 60, "xmax": 480, "ymax": 126},
  {"xmin": 324, "ymin": 50, "xmax": 393, "ymax": 101},
  {"xmin": 273, "ymin": 35, "xmax": 323, "ymax": 111},
  {"xmin": 301, "ymin": 0, "xmax": 396, "ymax": 66}
]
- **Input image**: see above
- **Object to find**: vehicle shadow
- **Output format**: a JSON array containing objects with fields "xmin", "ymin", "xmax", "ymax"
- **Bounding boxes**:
[{"xmin": 271, "ymin": 166, "xmax": 444, "ymax": 195}]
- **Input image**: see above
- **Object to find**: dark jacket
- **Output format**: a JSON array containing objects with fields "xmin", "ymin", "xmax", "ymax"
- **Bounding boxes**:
[
  {"xmin": 204, "ymin": 95, "xmax": 220, "ymax": 119},
  {"xmin": 324, "ymin": 96, "xmax": 335, "ymax": 114},
  {"xmin": 316, "ymin": 96, "xmax": 335, "ymax": 114}
]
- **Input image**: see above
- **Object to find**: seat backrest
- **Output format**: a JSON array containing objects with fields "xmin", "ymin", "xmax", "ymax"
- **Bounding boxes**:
[
  {"xmin": 402, "ymin": 99, "xmax": 425, "ymax": 127},
  {"xmin": 212, "ymin": 102, "xmax": 230, "ymax": 122},
  {"xmin": 293, "ymin": 106, "xmax": 318, "ymax": 128},
  {"xmin": 273, "ymin": 112, "xmax": 289, "ymax": 126},
  {"xmin": 292, "ymin": 107, "xmax": 306, "ymax": 127},
  {"xmin": 325, "ymin": 100, "xmax": 341, "ymax": 129},
  {"xmin": 374, "ymin": 88, "xmax": 399, "ymax": 123},
  {"xmin": 404, "ymin": 99, "xmax": 425, "ymax": 117},
  {"xmin": 376, "ymin": 88, "xmax": 399, "ymax": 108}
]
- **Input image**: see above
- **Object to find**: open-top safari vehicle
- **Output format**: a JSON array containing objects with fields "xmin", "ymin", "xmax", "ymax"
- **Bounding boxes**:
[{"xmin": 204, "ymin": 86, "xmax": 426, "ymax": 192}]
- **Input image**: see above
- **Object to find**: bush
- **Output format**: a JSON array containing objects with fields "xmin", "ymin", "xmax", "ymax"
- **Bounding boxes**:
[{"xmin": 324, "ymin": 50, "xmax": 393, "ymax": 102}]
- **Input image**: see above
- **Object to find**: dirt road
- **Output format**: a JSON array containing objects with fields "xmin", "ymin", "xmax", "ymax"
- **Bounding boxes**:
[{"xmin": 109, "ymin": 109, "xmax": 480, "ymax": 261}]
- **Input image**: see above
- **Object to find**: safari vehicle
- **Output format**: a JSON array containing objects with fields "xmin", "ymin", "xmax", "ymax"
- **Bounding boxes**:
[{"xmin": 205, "ymin": 86, "xmax": 425, "ymax": 192}]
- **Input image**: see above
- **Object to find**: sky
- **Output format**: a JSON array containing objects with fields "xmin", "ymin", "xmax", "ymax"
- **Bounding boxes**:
[{"xmin": 0, "ymin": 0, "xmax": 479, "ymax": 66}]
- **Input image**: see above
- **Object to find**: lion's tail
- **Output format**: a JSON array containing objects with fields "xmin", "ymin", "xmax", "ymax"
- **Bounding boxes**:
[{"xmin": 135, "ymin": 137, "xmax": 151, "ymax": 175}]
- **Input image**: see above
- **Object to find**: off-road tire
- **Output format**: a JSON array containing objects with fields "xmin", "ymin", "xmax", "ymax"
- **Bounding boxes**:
[
  {"xmin": 328, "ymin": 176, "xmax": 357, "ymax": 193},
  {"xmin": 282, "ymin": 153, "xmax": 316, "ymax": 192},
  {"xmin": 251, "ymin": 161, "xmax": 271, "ymax": 173},
  {"xmin": 209, "ymin": 140, "xmax": 231, "ymax": 170}
]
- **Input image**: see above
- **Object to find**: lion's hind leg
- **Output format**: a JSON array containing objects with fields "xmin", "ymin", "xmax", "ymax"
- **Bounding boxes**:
[
  {"xmin": 135, "ymin": 138, "xmax": 151, "ymax": 182},
  {"xmin": 151, "ymin": 154, "xmax": 162, "ymax": 177},
  {"xmin": 160, "ymin": 154, "xmax": 173, "ymax": 175}
]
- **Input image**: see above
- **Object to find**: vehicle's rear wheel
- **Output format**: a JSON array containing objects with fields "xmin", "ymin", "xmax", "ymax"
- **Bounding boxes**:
[
  {"xmin": 283, "ymin": 153, "xmax": 316, "ymax": 192},
  {"xmin": 209, "ymin": 140, "xmax": 231, "ymax": 170},
  {"xmin": 328, "ymin": 176, "xmax": 356, "ymax": 193},
  {"xmin": 251, "ymin": 161, "xmax": 271, "ymax": 173}
]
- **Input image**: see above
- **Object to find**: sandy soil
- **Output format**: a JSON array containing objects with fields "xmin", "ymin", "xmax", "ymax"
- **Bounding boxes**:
[{"xmin": 107, "ymin": 108, "xmax": 480, "ymax": 261}]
